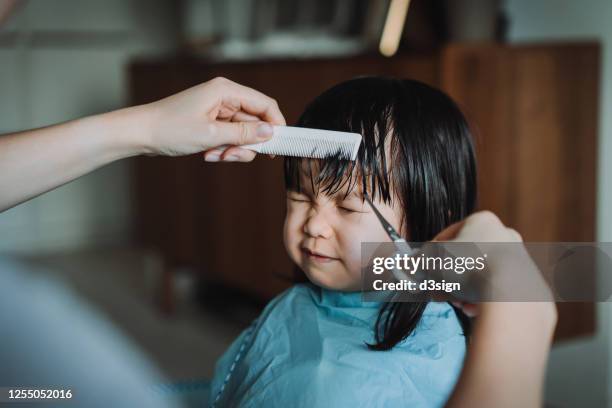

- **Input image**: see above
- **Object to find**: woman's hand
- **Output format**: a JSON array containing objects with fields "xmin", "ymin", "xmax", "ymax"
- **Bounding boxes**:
[
  {"xmin": 432, "ymin": 211, "xmax": 524, "ymax": 316},
  {"xmin": 0, "ymin": 77, "xmax": 285, "ymax": 212},
  {"xmin": 433, "ymin": 210, "xmax": 522, "ymax": 243},
  {"xmin": 440, "ymin": 211, "xmax": 557, "ymax": 408},
  {"xmin": 137, "ymin": 76, "xmax": 285, "ymax": 161}
]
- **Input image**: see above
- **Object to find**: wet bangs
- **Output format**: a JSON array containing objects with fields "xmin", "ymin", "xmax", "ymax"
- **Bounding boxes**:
[
  {"xmin": 284, "ymin": 79, "xmax": 400, "ymax": 204},
  {"xmin": 284, "ymin": 126, "xmax": 396, "ymax": 203}
]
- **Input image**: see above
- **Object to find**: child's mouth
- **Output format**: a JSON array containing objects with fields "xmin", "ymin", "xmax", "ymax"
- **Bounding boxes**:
[{"xmin": 301, "ymin": 247, "xmax": 338, "ymax": 263}]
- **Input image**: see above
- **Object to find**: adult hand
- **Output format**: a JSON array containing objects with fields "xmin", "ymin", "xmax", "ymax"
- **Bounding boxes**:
[
  {"xmin": 431, "ymin": 211, "xmax": 522, "ymax": 316},
  {"xmin": 140, "ymin": 76, "xmax": 285, "ymax": 161},
  {"xmin": 433, "ymin": 210, "xmax": 522, "ymax": 243},
  {"xmin": 441, "ymin": 212, "xmax": 557, "ymax": 408},
  {"xmin": 0, "ymin": 77, "xmax": 285, "ymax": 211},
  {"xmin": 432, "ymin": 211, "xmax": 554, "ymax": 316}
]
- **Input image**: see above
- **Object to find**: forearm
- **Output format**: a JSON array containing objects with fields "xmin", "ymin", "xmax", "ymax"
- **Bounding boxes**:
[
  {"xmin": 0, "ymin": 78, "xmax": 284, "ymax": 212},
  {"xmin": 446, "ymin": 302, "xmax": 557, "ymax": 408},
  {"xmin": 0, "ymin": 106, "xmax": 148, "ymax": 212}
]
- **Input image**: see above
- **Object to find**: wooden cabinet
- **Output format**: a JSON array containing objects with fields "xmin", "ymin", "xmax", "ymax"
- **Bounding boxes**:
[
  {"xmin": 442, "ymin": 43, "xmax": 599, "ymax": 340},
  {"xmin": 129, "ymin": 42, "xmax": 599, "ymax": 340}
]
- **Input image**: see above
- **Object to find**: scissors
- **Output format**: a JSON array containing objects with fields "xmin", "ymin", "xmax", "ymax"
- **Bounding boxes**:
[
  {"xmin": 363, "ymin": 193, "xmax": 417, "ymax": 283},
  {"xmin": 363, "ymin": 193, "xmax": 407, "ymax": 244}
]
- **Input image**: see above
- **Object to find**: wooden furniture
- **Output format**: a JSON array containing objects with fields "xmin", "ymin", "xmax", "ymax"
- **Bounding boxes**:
[
  {"xmin": 129, "ymin": 42, "xmax": 599, "ymax": 340},
  {"xmin": 442, "ymin": 43, "xmax": 599, "ymax": 340}
]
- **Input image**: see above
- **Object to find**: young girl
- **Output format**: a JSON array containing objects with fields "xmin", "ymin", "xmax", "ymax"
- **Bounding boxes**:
[{"xmin": 208, "ymin": 77, "xmax": 477, "ymax": 407}]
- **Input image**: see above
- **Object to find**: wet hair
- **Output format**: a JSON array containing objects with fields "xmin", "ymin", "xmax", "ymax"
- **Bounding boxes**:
[{"xmin": 284, "ymin": 77, "xmax": 477, "ymax": 350}]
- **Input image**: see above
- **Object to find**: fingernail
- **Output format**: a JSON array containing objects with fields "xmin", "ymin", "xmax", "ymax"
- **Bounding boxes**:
[
  {"xmin": 205, "ymin": 152, "xmax": 221, "ymax": 162},
  {"xmin": 224, "ymin": 155, "xmax": 240, "ymax": 162},
  {"xmin": 257, "ymin": 123, "xmax": 273, "ymax": 140}
]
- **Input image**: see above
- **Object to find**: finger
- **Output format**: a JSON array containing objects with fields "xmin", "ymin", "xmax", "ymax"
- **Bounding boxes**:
[
  {"xmin": 450, "ymin": 301, "xmax": 479, "ymax": 317},
  {"xmin": 508, "ymin": 228, "xmax": 523, "ymax": 242},
  {"xmin": 203, "ymin": 146, "xmax": 230, "ymax": 162},
  {"xmin": 231, "ymin": 111, "xmax": 260, "ymax": 122},
  {"xmin": 432, "ymin": 220, "xmax": 466, "ymax": 242},
  {"xmin": 461, "ymin": 303, "xmax": 480, "ymax": 318},
  {"xmin": 211, "ymin": 121, "xmax": 273, "ymax": 146},
  {"xmin": 215, "ymin": 79, "xmax": 286, "ymax": 125},
  {"xmin": 204, "ymin": 146, "xmax": 227, "ymax": 155},
  {"xmin": 220, "ymin": 146, "xmax": 257, "ymax": 162}
]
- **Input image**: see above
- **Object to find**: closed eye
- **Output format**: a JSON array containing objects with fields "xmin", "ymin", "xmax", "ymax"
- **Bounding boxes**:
[
  {"xmin": 288, "ymin": 196, "xmax": 310, "ymax": 203},
  {"xmin": 338, "ymin": 206, "xmax": 364, "ymax": 214}
]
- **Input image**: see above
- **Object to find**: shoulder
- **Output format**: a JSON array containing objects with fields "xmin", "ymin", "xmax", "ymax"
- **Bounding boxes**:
[
  {"xmin": 415, "ymin": 302, "xmax": 467, "ymax": 342},
  {"xmin": 383, "ymin": 302, "xmax": 466, "ymax": 403},
  {"xmin": 395, "ymin": 302, "xmax": 467, "ymax": 358},
  {"xmin": 421, "ymin": 301, "xmax": 461, "ymax": 321}
]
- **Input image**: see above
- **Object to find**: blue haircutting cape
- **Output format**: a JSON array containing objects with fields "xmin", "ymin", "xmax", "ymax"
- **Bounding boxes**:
[{"xmin": 209, "ymin": 283, "xmax": 466, "ymax": 407}]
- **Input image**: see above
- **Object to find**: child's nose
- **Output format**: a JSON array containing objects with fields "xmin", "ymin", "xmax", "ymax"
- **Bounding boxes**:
[{"xmin": 303, "ymin": 207, "xmax": 333, "ymax": 239}]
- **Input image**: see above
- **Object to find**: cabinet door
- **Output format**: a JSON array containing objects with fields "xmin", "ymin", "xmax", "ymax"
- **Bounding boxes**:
[{"xmin": 441, "ymin": 43, "xmax": 600, "ymax": 340}]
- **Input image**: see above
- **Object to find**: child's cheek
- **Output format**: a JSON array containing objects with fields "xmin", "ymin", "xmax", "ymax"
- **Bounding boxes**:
[
  {"xmin": 283, "ymin": 209, "xmax": 303, "ymax": 263},
  {"xmin": 338, "ymin": 223, "xmax": 373, "ymax": 282},
  {"xmin": 340, "ymin": 215, "xmax": 398, "ymax": 281}
]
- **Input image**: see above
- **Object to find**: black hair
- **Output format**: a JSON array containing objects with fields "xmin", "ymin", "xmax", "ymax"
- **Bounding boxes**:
[{"xmin": 284, "ymin": 76, "xmax": 477, "ymax": 350}]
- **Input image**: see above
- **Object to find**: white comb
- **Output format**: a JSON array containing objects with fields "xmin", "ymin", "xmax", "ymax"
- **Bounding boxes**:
[{"xmin": 242, "ymin": 126, "xmax": 362, "ymax": 161}]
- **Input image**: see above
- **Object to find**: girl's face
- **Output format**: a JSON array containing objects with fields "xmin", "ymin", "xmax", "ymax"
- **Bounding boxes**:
[{"xmin": 283, "ymin": 177, "xmax": 404, "ymax": 291}]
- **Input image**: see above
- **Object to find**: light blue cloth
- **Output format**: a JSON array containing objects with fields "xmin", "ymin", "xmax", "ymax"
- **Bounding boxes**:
[{"xmin": 209, "ymin": 283, "xmax": 466, "ymax": 407}]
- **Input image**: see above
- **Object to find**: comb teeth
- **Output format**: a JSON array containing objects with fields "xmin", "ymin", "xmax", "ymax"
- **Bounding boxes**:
[{"xmin": 242, "ymin": 126, "xmax": 362, "ymax": 160}]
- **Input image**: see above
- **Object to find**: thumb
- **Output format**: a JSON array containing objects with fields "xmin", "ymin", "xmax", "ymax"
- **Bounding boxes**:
[
  {"xmin": 211, "ymin": 121, "xmax": 273, "ymax": 147},
  {"xmin": 432, "ymin": 220, "xmax": 465, "ymax": 242}
]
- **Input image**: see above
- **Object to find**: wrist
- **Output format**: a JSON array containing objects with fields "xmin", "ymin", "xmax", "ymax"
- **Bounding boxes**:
[
  {"xmin": 479, "ymin": 302, "xmax": 558, "ymax": 336},
  {"xmin": 93, "ymin": 104, "xmax": 155, "ymax": 159}
]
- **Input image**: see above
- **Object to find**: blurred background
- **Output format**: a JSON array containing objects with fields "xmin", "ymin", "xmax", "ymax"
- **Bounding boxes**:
[{"xmin": 0, "ymin": 0, "xmax": 610, "ymax": 406}]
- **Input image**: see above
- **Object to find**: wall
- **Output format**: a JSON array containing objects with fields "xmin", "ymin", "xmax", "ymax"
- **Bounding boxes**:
[
  {"xmin": 504, "ymin": 0, "xmax": 612, "ymax": 406},
  {"xmin": 0, "ymin": 0, "xmax": 179, "ymax": 254}
]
